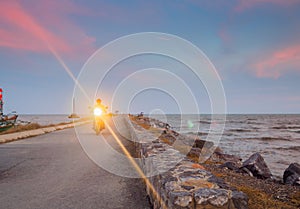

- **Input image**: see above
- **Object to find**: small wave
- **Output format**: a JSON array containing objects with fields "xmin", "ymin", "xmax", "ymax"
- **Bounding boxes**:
[
  {"xmin": 260, "ymin": 150, "xmax": 276, "ymax": 155},
  {"xmin": 185, "ymin": 131, "xmax": 208, "ymax": 136},
  {"xmin": 225, "ymin": 120, "xmax": 244, "ymax": 124},
  {"xmin": 246, "ymin": 118, "xmax": 257, "ymax": 121},
  {"xmin": 288, "ymin": 126, "xmax": 300, "ymax": 130},
  {"xmin": 272, "ymin": 126, "xmax": 285, "ymax": 129},
  {"xmin": 275, "ymin": 146, "xmax": 300, "ymax": 151},
  {"xmin": 198, "ymin": 121, "xmax": 211, "ymax": 124},
  {"xmin": 261, "ymin": 137, "xmax": 291, "ymax": 141},
  {"xmin": 246, "ymin": 121, "xmax": 264, "ymax": 125},
  {"xmin": 241, "ymin": 137, "xmax": 291, "ymax": 141},
  {"xmin": 272, "ymin": 125, "xmax": 300, "ymax": 130},
  {"xmin": 196, "ymin": 132, "xmax": 208, "ymax": 136},
  {"xmin": 229, "ymin": 129, "xmax": 253, "ymax": 132},
  {"xmin": 222, "ymin": 132, "xmax": 236, "ymax": 136}
]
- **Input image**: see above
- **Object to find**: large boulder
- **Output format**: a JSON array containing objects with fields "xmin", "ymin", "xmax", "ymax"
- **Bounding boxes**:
[
  {"xmin": 231, "ymin": 191, "xmax": 249, "ymax": 209},
  {"xmin": 283, "ymin": 163, "xmax": 300, "ymax": 186},
  {"xmin": 241, "ymin": 153, "xmax": 272, "ymax": 179}
]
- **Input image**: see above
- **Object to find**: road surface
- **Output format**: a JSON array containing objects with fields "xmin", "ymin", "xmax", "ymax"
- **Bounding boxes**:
[{"xmin": 0, "ymin": 118, "xmax": 151, "ymax": 209}]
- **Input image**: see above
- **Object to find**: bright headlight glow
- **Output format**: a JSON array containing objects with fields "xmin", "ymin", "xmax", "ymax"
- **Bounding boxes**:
[{"xmin": 94, "ymin": 108, "xmax": 102, "ymax": 116}]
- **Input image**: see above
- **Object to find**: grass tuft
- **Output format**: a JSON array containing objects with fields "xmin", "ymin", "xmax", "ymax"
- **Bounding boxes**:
[
  {"xmin": 1, "ymin": 123, "xmax": 42, "ymax": 134},
  {"xmin": 236, "ymin": 185, "xmax": 298, "ymax": 209}
]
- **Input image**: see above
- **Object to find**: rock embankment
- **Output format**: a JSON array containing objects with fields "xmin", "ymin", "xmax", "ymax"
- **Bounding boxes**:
[
  {"xmin": 127, "ymin": 115, "xmax": 300, "ymax": 209},
  {"xmin": 126, "ymin": 115, "xmax": 248, "ymax": 209}
]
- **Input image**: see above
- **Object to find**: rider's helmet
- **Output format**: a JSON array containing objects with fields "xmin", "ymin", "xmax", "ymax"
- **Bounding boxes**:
[{"xmin": 96, "ymin": 98, "xmax": 102, "ymax": 104}]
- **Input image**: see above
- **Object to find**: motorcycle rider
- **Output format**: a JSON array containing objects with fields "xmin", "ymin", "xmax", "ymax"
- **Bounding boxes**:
[
  {"xmin": 94, "ymin": 98, "xmax": 107, "ymax": 111},
  {"xmin": 93, "ymin": 98, "xmax": 107, "ymax": 131}
]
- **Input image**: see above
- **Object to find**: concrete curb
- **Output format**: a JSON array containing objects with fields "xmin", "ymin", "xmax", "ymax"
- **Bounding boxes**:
[{"xmin": 0, "ymin": 121, "xmax": 90, "ymax": 144}]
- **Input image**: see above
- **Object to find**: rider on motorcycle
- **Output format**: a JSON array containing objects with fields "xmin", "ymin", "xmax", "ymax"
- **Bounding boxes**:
[
  {"xmin": 93, "ymin": 98, "xmax": 107, "ymax": 133},
  {"xmin": 94, "ymin": 99, "xmax": 107, "ymax": 112}
]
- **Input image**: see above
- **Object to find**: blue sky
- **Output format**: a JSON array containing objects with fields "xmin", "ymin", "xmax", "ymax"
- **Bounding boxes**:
[{"xmin": 0, "ymin": 0, "xmax": 300, "ymax": 114}]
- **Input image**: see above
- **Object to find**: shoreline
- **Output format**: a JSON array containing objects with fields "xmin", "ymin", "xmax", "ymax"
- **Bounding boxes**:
[{"xmin": 149, "ymin": 114, "xmax": 300, "ymax": 181}]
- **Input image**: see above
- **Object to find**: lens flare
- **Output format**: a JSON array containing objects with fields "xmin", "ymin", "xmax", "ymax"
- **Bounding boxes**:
[
  {"xmin": 46, "ymin": 44, "xmax": 92, "ymax": 103},
  {"xmin": 104, "ymin": 120, "xmax": 167, "ymax": 209},
  {"xmin": 93, "ymin": 108, "xmax": 102, "ymax": 116},
  {"xmin": 187, "ymin": 120, "xmax": 194, "ymax": 128}
]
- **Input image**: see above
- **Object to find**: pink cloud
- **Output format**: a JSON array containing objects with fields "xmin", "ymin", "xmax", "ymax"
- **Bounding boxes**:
[
  {"xmin": 235, "ymin": 0, "xmax": 300, "ymax": 12},
  {"xmin": 0, "ymin": 0, "xmax": 95, "ymax": 57},
  {"xmin": 218, "ymin": 27, "xmax": 231, "ymax": 44},
  {"xmin": 254, "ymin": 45, "xmax": 300, "ymax": 78},
  {"xmin": 286, "ymin": 96, "xmax": 300, "ymax": 102}
]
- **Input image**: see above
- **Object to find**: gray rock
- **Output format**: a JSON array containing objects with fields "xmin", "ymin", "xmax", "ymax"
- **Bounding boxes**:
[
  {"xmin": 239, "ymin": 167, "xmax": 253, "ymax": 177},
  {"xmin": 231, "ymin": 191, "xmax": 249, "ymax": 209},
  {"xmin": 153, "ymin": 143, "xmax": 164, "ymax": 149},
  {"xmin": 161, "ymin": 173, "xmax": 178, "ymax": 186},
  {"xmin": 193, "ymin": 139, "xmax": 214, "ymax": 149},
  {"xmin": 187, "ymin": 147, "xmax": 201, "ymax": 158},
  {"xmin": 207, "ymin": 175, "xmax": 231, "ymax": 190},
  {"xmin": 169, "ymin": 191, "xmax": 193, "ymax": 208},
  {"xmin": 283, "ymin": 163, "xmax": 300, "ymax": 186},
  {"xmin": 194, "ymin": 188, "xmax": 229, "ymax": 207},
  {"xmin": 181, "ymin": 185, "xmax": 194, "ymax": 191},
  {"xmin": 159, "ymin": 132, "xmax": 176, "ymax": 144},
  {"xmin": 152, "ymin": 139, "xmax": 160, "ymax": 143},
  {"xmin": 178, "ymin": 169, "xmax": 211, "ymax": 182},
  {"xmin": 158, "ymin": 122, "xmax": 165, "ymax": 128},
  {"xmin": 219, "ymin": 161, "xmax": 241, "ymax": 171},
  {"xmin": 213, "ymin": 151, "xmax": 242, "ymax": 164},
  {"xmin": 242, "ymin": 152, "xmax": 272, "ymax": 179}
]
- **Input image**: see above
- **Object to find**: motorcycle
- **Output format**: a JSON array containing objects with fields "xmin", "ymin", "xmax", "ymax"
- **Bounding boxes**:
[{"xmin": 93, "ymin": 107, "xmax": 105, "ymax": 135}]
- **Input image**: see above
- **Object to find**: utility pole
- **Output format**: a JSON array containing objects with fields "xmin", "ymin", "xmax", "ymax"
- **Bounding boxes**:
[{"xmin": 0, "ymin": 88, "xmax": 3, "ymax": 116}]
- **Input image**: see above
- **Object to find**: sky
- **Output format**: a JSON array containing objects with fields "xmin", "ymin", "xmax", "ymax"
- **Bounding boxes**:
[{"xmin": 0, "ymin": 0, "xmax": 300, "ymax": 114}]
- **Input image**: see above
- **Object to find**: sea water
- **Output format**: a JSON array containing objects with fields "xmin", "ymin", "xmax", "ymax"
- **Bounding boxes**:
[
  {"xmin": 18, "ymin": 114, "xmax": 74, "ymax": 126},
  {"xmin": 151, "ymin": 114, "xmax": 300, "ymax": 178}
]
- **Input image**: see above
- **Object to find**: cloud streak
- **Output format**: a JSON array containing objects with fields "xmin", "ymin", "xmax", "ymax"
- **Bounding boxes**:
[
  {"xmin": 234, "ymin": 0, "xmax": 300, "ymax": 12},
  {"xmin": 0, "ymin": 0, "xmax": 95, "ymax": 57},
  {"xmin": 254, "ymin": 45, "xmax": 300, "ymax": 78}
]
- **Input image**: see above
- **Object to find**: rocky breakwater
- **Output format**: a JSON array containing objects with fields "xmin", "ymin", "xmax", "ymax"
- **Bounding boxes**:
[{"xmin": 126, "ymin": 115, "xmax": 248, "ymax": 209}]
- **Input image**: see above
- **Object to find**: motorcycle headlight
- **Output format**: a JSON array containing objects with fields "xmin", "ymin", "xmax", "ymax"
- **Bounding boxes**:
[{"xmin": 94, "ymin": 108, "xmax": 102, "ymax": 116}]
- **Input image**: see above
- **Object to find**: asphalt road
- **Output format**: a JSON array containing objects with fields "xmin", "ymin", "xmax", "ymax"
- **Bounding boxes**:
[{"xmin": 0, "ymin": 119, "xmax": 151, "ymax": 209}]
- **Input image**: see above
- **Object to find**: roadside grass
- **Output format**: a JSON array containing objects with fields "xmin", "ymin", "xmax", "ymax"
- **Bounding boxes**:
[
  {"xmin": 236, "ymin": 185, "xmax": 299, "ymax": 209},
  {"xmin": 0, "ymin": 117, "xmax": 91, "ymax": 135}
]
